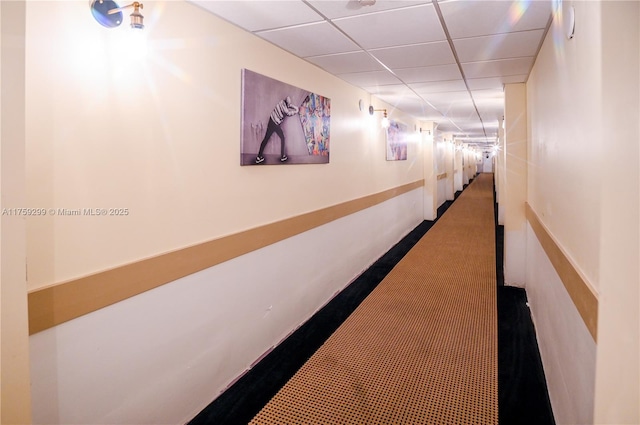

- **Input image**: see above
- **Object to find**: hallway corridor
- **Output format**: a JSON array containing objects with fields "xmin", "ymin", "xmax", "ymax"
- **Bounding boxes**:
[{"xmin": 8, "ymin": 2, "xmax": 637, "ymax": 423}]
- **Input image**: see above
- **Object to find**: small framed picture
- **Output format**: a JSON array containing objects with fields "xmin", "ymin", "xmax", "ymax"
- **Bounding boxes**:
[{"xmin": 386, "ymin": 120, "xmax": 408, "ymax": 161}]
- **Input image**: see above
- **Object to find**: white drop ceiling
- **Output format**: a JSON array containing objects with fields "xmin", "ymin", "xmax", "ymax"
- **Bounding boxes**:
[{"xmin": 190, "ymin": 0, "xmax": 554, "ymax": 146}]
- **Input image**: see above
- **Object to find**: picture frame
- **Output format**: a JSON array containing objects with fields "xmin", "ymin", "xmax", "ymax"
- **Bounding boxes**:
[
  {"xmin": 386, "ymin": 120, "xmax": 408, "ymax": 161},
  {"xmin": 240, "ymin": 69, "xmax": 330, "ymax": 166}
]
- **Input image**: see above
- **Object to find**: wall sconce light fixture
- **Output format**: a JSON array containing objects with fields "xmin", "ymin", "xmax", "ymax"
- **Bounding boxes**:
[
  {"xmin": 420, "ymin": 128, "xmax": 434, "ymax": 142},
  {"xmin": 91, "ymin": 0, "xmax": 144, "ymax": 29},
  {"xmin": 369, "ymin": 106, "xmax": 389, "ymax": 128}
]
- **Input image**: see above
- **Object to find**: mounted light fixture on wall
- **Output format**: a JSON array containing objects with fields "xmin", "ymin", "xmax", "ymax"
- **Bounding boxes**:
[
  {"xmin": 91, "ymin": 0, "xmax": 144, "ymax": 29},
  {"xmin": 368, "ymin": 106, "xmax": 389, "ymax": 128},
  {"xmin": 419, "ymin": 128, "xmax": 434, "ymax": 142}
]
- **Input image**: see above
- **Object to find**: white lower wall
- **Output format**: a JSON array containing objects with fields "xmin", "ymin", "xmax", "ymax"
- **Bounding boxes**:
[
  {"xmin": 525, "ymin": 224, "xmax": 596, "ymax": 425},
  {"xmin": 29, "ymin": 188, "xmax": 423, "ymax": 425}
]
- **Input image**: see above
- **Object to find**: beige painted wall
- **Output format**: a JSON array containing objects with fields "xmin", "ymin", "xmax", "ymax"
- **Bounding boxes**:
[
  {"xmin": 527, "ymin": 1, "xmax": 602, "ymax": 291},
  {"xmin": 496, "ymin": 121, "xmax": 505, "ymax": 225},
  {"xmin": 0, "ymin": 1, "xmax": 33, "ymax": 422},
  {"xmin": 593, "ymin": 2, "xmax": 639, "ymax": 423},
  {"xmin": 440, "ymin": 133, "xmax": 455, "ymax": 203},
  {"xmin": 527, "ymin": 1, "xmax": 639, "ymax": 423},
  {"xmin": 453, "ymin": 142, "xmax": 463, "ymax": 191},
  {"xmin": 435, "ymin": 138, "xmax": 448, "ymax": 208},
  {"xmin": 24, "ymin": 0, "xmax": 423, "ymax": 291},
  {"xmin": 503, "ymin": 83, "xmax": 527, "ymax": 287},
  {"xmin": 422, "ymin": 121, "xmax": 436, "ymax": 220}
]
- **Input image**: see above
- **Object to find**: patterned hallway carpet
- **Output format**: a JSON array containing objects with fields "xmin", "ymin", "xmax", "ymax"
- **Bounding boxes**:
[{"xmin": 250, "ymin": 174, "xmax": 497, "ymax": 424}]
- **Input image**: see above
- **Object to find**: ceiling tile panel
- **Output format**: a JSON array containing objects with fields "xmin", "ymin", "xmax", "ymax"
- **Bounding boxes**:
[
  {"xmin": 422, "ymin": 91, "xmax": 475, "ymax": 115},
  {"xmin": 366, "ymin": 87, "xmax": 444, "ymax": 121},
  {"xmin": 478, "ymin": 113, "xmax": 502, "ymax": 124},
  {"xmin": 439, "ymin": 0, "xmax": 553, "ymax": 39},
  {"xmin": 472, "ymin": 88, "xmax": 504, "ymax": 101},
  {"xmin": 332, "ymin": 4, "xmax": 445, "ymax": 49},
  {"xmin": 364, "ymin": 84, "xmax": 416, "ymax": 97},
  {"xmin": 377, "ymin": 89, "xmax": 423, "ymax": 103},
  {"xmin": 477, "ymin": 125, "xmax": 499, "ymax": 136},
  {"xmin": 424, "ymin": 90, "xmax": 472, "ymax": 104},
  {"xmin": 385, "ymin": 97, "xmax": 443, "ymax": 120},
  {"xmin": 449, "ymin": 120, "xmax": 486, "ymax": 132},
  {"xmin": 473, "ymin": 89, "xmax": 505, "ymax": 122},
  {"xmin": 394, "ymin": 64, "xmax": 462, "ymax": 83},
  {"xmin": 306, "ymin": 51, "xmax": 386, "ymax": 74},
  {"xmin": 466, "ymin": 75, "xmax": 527, "ymax": 90},
  {"xmin": 435, "ymin": 121, "xmax": 465, "ymax": 133},
  {"xmin": 190, "ymin": 0, "xmax": 322, "ymax": 32},
  {"xmin": 370, "ymin": 41, "xmax": 455, "ymax": 69},
  {"xmin": 308, "ymin": 0, "xmax": 430, "ymax": 19},
  {"xmin": 478, "ymin": 109, "xmax": 503, "ymax": 124},
  {"xmin": 454, "ymin": 29, "xmax": 545, "ymax": 62},
  {"xmin": 445, "ymin": 107, "xmax": 478, "ymax": 123},
  {"xmin": 462, "ymin": 57, "xmax": 534, "ymax": 79},
  {"xmin": 257, "ymin": 22, "xmax": 359, "ymax": 57},
  {"xmin": 409, "ymin": 79, "xmax": 467, "ymax": 94},
  {"xmin": 337, "ymin": 70, "xmax": 403, "ymax": 87}
]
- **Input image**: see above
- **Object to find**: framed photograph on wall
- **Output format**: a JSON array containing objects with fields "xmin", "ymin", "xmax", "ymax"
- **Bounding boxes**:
[
  {"xmin": 240, "ymin": 69, "xmax": 330, "ymax": 165},
  {"xmin": 386, "ymin": 120, "xmax": 408, "ymax": 161}
]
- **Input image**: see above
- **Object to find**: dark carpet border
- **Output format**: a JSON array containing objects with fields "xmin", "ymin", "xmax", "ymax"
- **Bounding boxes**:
[{"xmin": 494, "ymin": 175, "xmax": 555, "ymax": 425}]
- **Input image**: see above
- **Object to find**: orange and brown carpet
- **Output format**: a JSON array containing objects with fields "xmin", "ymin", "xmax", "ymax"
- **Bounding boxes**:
[{"xmin": 250, "ymin": 174, "xmax": 497, "ymax": 424}]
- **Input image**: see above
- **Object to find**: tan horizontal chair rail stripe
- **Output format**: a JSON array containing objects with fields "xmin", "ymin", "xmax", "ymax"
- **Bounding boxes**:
[
  {"xmin": 437, "ymin": 173, "xmax": 447, "ymax": 180},
  {"xmin": 28, "ymin": 180, "xmax": 424, "ymax": 335},
  {"xmin": 525, "ymin": 202, "xmax": 598, "ymax": 341}
]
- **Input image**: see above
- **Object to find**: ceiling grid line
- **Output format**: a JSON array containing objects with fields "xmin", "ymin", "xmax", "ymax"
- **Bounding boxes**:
[{"xmin": 431, "ymin": 0, "xmax": 488, "ymax": 142}]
